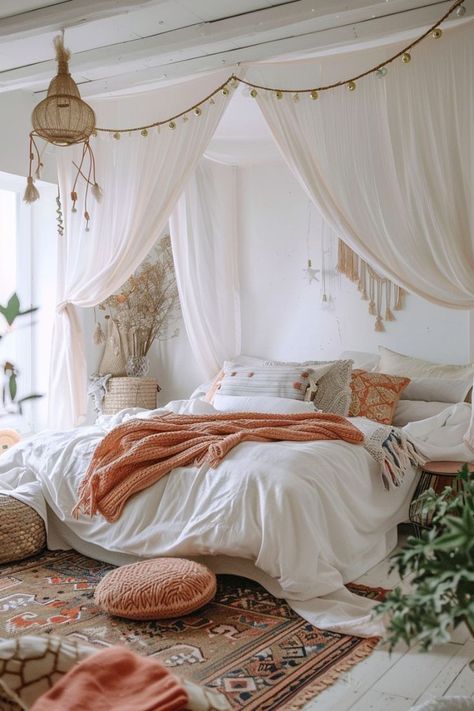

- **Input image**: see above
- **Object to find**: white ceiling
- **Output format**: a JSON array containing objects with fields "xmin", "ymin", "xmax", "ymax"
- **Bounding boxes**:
[
  {"xmin": 1, "ymin": 0, "xmax": 471, "ymax": 165},
  {"xmin": 0, "ymin": 0, "xmax": 472, "ymax": 98}
]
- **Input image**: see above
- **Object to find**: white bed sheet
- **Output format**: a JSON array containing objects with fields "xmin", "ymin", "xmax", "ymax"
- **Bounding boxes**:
[{"xmin": 0, "ymin": 399, "xmax": 421, "ymax": 637}]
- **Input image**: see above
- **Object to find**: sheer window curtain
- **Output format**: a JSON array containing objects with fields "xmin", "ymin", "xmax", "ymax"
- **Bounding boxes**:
[
  {"xmin": 169, "ymin": 158, "xmax": 241, "ymax": 380},
  {"xmin": 250, "ymin": 20, "xmax": 474, "ymax": 308},
  {"xmin": 51, "ymin": 74, "xmax": 230, "ymax": 429}
]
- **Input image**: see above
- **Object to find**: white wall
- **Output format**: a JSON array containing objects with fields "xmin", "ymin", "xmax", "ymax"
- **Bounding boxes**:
[
  {"xmin": 82, "ymin": 158, "xmax": 472, "ymax": 419},
  {"xmin": 237, "ymin": 161, "xmax": 471, "ymax": 365}
]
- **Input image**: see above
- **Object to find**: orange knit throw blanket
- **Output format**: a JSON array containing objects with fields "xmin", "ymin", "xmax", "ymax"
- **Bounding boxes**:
[
  {"xmin": 31, "ymin": 646, "xmax": 188, "ymax": 711},
  {"xmin": 72, "ymin": 412, "xmax": 364, "ymax": 522}
]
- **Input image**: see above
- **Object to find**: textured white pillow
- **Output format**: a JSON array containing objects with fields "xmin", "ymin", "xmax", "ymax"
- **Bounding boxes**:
[
  {"xmin": 212, "ymin": 395, "xmax": 317, "ymax": 414},
  {"xmin": 401, "ymin": 377, "xmax": 473, "ymax": 403},
  {"xmin": 378, "ymin": 347, "xmax": 474, "ymax": 380},
  {"xmin": 191, "ymin": 356, "xmax": 266, "ymax": 401},
  {"xmin": 393, "ymin": 400, "xmax": 452, "ymax": 427},
  {"xmin": 218, "ymin": 364, "xmax": 314, "ymax": 400},
  {"xmin": 339, "ymin": 350, "xmax": 380, "ymax": 371},
  {"xmin": 264, "ymin": 359, "xmax": 353, "ymax": 416}
]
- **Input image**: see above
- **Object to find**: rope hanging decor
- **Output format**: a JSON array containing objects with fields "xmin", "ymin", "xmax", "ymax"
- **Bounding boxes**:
[
  {"xmin": 337, "ymin": 239, "xmax": 405, "ymax": 332},
  {"xmin": 24, "ymin": 34, "xmax": 101, "ymax": 230}
]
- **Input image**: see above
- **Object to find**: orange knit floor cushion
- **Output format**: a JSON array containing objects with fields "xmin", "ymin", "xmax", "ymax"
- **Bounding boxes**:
[{"xmin": 94, "ymin": 558, "xmax": 217, "ymax": 620}]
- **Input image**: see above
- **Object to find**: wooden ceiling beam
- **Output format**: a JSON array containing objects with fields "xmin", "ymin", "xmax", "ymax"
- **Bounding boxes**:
[
  {"xmin": 0, "ymin": 0, "xmax": 166, "ymax": 40},
  {"xmin": 79, "ymin": 3, "xmax": 472, "ymax": 98},
  {"xmin": 0, "ymin": 0, "xmax": 448, "ymax": 91},
  {"xmin": 0, "ymin": 0, "xmax": 469, "ymax": 96}
]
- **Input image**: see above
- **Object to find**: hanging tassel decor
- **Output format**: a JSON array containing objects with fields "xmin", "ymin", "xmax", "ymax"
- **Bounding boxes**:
[
  {"xmin": 385, "ymin": 281, "xmax": 395, "ymax": 321},
  {"xmin": 93, "ymin": 321, "xmax": 106, "ymax": 345},
  {"xmin": 394, "ymin": 286, "xmax": 405, "ymax": 310},
  {"xmin": 374, "ymin": 280, "xmax": 385, "ymax": 331},
  {"xmin": 337, "ymin": 239, "xmax": 406, "ymax": 331},
  {"xmin": 368, "ymin": 274, "xmax": 376, "ymax": 315}
]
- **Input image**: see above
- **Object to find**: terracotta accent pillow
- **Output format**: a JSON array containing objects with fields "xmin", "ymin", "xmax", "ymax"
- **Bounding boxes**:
[
  {"xmin": 349, "ymin": 369, "xmax": 410, "ymax": 424},
  {"xmin": 94, "ymin": 558, "xmax": 216, "ymax": 620}
]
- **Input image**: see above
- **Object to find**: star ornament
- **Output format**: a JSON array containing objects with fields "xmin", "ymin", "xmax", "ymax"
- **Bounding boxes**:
[{"xmin": 304, "ymin": 260, "xmax": 320, "ymax": 284}]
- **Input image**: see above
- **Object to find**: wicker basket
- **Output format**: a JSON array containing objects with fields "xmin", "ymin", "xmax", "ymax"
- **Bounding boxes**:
[
  {"xmin": 102, "ymin": 377, "xmax": 159, "ymax": 415},
  {"xmin": 0, "ymin": 495, "xmax": 46, "ymax": 564}
]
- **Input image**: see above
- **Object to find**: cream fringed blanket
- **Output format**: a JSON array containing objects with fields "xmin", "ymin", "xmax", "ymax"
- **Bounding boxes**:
[{"xmin": 72, "ymin": 412, "xmax": 364, "ymax": 522}]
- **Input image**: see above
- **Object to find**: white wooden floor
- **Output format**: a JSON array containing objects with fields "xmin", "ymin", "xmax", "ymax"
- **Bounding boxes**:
[{"xmin": 303, "ymin": 533, "xmax": 474, "ymax": 710}]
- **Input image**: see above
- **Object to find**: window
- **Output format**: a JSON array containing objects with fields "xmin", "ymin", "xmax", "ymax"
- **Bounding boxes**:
[{"xmin": 0, "ymin": 172, "xmax": 57, "ymax": 433}]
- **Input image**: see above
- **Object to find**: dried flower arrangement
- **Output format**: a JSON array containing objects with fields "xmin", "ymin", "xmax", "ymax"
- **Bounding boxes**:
[{"xmin": 95, "ymin": 235, "xmax": 180, "ymax": 377}]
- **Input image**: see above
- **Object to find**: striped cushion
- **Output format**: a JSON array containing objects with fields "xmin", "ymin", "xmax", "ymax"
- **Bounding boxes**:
[
  {"xmin": 264, "ymin": 359, "xmax": 353, "ymax": 415},
  {"xmin": 217, "ymin": 365, "xmax": 313, "ymax": 401}
]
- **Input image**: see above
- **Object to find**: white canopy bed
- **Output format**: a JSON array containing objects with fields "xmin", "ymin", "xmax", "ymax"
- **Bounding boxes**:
[{"xmin": 1, "ymin": 8, "xmax": 473, "ymax": 639}]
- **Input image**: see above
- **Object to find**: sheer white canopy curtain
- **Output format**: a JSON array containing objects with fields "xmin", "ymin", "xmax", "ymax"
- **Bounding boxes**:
[
  {"xmin": 51, "ymin": 71, "xmax": 231, "ymax": 428},
  {"xmin": 250, "ymin": 20, "xmax": 474, "ymax": 309},
  {"xmin": 169, "ymin": 159, "xmax": 241, "ymax": 381}
]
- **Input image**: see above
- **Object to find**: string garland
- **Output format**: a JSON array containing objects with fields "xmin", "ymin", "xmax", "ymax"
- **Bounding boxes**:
[{"xmin": 93, "ymin": 0, "xmax": 465, "ymax": 136}]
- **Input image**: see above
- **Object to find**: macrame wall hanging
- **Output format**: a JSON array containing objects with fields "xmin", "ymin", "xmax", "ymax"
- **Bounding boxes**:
[
  {"xmin": 337, "ymin": 240, "xmax": 405, "ymax": 332},
  {"xmin": 24, "ymin": 34, "xmax": 101, "ymax": 231}
]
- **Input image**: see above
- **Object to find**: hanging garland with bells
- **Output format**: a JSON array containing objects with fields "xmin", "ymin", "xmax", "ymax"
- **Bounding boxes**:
[{"xmin": 24, "ymin": 0, "xmax": 465, "ymax": 230}]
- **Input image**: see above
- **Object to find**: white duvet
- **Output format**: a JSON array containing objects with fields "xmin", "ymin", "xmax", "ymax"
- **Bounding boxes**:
[{"xmin": 0, "ymin": 400, "xmax": 471, "ymax": 637}]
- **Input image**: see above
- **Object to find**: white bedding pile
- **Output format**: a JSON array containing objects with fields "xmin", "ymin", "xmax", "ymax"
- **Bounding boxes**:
[{"xmin": 0, "ymin": 398, "xmax": 471, "ymax": 637}]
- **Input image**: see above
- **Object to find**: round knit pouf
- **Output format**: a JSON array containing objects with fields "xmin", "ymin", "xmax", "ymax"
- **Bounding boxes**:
[
  {"xmin": 0, "ymin": 495, "xmax": 46, "ymax": 564},
  {"xmin": 94, "ymin": 558, "xmax": 217, "ymax": 620}
]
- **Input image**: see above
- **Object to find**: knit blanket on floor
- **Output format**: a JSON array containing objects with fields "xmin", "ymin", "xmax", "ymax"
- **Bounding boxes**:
[{"xmin": 72, "ymin": 412, "xmax": 364, "ymax": 522}]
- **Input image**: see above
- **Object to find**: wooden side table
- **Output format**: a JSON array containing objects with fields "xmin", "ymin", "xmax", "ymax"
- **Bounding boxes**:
[{"xmin": 409, "ymin": 460, "xmax": 474, "ymax": 535}]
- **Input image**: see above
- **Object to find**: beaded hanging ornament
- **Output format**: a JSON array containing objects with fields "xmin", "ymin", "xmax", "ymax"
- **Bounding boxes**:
[{"xmin": 24, "ymin": 34, "xmax": 102, "ymax": 230}]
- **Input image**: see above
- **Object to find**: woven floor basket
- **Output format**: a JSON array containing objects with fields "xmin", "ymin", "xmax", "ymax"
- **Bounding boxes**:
[
  {"xmin": 102, "ymin": 377, "xmax": 158, "ymax": 415},
  {"xmin": 0, "ymin": 495, "xmax": 46, "ymax": 564}
]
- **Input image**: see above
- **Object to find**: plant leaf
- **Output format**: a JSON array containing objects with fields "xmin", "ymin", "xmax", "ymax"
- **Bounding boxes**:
[{"xmin": 8, "ymin": 372, "xmax": 17, "ymax": 401}]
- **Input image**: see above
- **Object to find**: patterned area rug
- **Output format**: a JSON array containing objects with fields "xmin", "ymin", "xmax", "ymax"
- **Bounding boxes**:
[{"xmin": 0, "ymin": 550, "xmax": 385, "ymax": 710}]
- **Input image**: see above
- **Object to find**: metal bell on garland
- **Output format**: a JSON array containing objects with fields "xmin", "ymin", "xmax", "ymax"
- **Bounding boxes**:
[{"xmin": 24, "ymin": 33, "xmax": 102, "ymax": 229}]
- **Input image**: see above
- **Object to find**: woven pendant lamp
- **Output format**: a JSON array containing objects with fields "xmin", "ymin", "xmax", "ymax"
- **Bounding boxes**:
[
  {"xmin": 32, "ymin": 35, "xmax": 95, "ymax": 146},
  {"xmin": 24, "ymin": 34, "xmax": 101, "ymax": 231}
]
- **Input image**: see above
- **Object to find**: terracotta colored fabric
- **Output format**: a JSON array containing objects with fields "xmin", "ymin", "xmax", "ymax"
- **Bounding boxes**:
[
  {"xmin": 73, "ymin": 412, "xmax": 364, "ymax": 522},
  {"xmin": 349, "ymin": 369, "xmax": 410, "ymax": 424},
  {"xmin": 30, "ymin": 645, "xmax": 188, "ymax": 711}
]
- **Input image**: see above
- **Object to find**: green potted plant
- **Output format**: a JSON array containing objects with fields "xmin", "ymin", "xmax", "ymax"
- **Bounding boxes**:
[
  {"xmin": 375, "ymin": 464, "xmax": 473, "ymax": 655},
  {"xmin": 0, "ymin": 293, "xmax": 42, "ymax": 415}
]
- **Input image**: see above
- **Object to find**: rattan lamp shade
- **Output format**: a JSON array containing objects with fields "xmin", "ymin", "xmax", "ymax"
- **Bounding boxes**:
[{"xmin": 32, "ymin": 36, "xmax": 96, "ymax": 146}]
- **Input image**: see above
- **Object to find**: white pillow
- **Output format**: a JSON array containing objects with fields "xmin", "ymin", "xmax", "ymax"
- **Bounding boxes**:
[
  {"xmin": 339, "ymin": 350, "xmax": 380, "ymax": 371},
  {"xmin": 218, "ymin": 364, "xmax": 313, "ymax": 400},
  {"xmin": 264, "ymin": 359, "xmax": 353, "ymax": 416},
  {"xmin": 393, "ymin": 400, "xmax": 452, "ymax": 427},
  {"xmin": 378, "ymin": 346, "xmax": 474, "ymax": 380},
  {"xmin": 212, "ymin": 395, "xmax": 317, "ymax": 414},
  {"xmin": 401, "ymin": 377, "xmax": 473, "ymax": 403},
  {"xmin": 190, "ymin": 355, "xmax": 266, "ymax": 400}
]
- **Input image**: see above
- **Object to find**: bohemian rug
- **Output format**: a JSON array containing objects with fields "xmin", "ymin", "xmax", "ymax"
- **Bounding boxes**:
[{"xmin": 0, "ymin": 550, "xmax": 385, "ymax": 710}]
